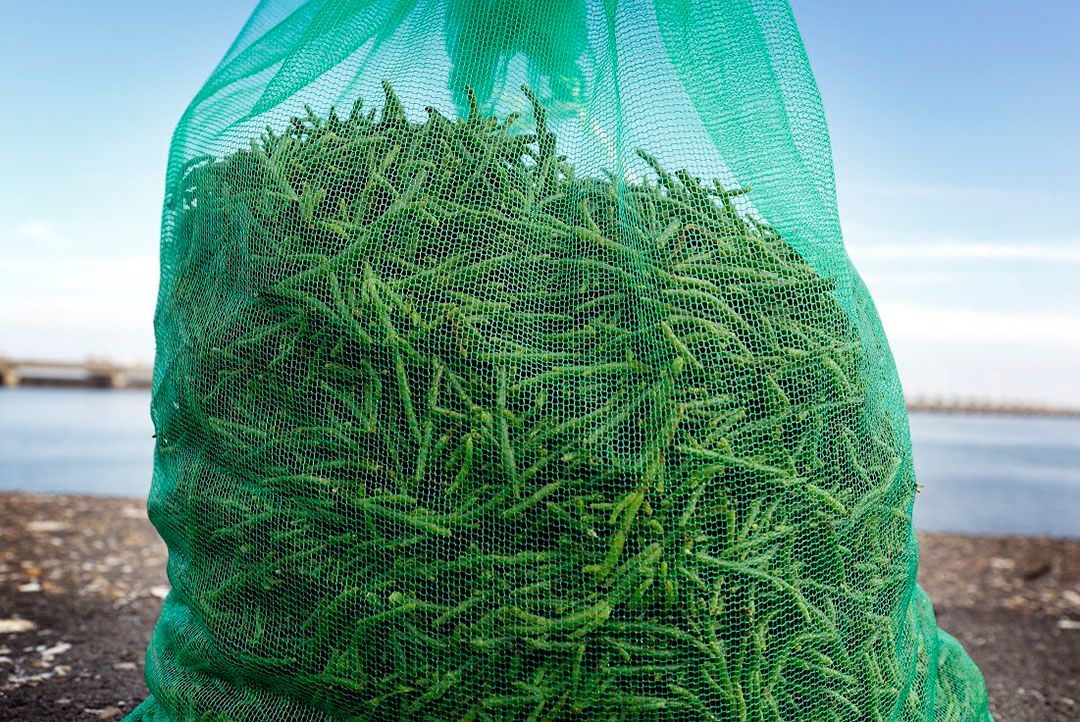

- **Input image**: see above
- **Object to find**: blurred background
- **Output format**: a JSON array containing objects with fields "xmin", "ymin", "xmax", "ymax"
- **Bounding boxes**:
[
  {"xmin": 0, "ymin": 1, "xmax": 1077, "ymax": 720},
  {"xmin": 2, "ymin": 0, "xmax": 1078, "ymax": 533}
]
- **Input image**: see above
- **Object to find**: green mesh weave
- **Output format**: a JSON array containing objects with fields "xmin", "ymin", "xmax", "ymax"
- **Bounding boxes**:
[{"xmin": 128, "ymin": 1, "xmax": 992, "ymax": 720}]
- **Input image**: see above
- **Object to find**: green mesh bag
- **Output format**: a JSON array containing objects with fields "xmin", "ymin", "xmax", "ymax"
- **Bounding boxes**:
[{"xmin": 129, "ymin": 1, "xmax": 992, "ymax": 720}]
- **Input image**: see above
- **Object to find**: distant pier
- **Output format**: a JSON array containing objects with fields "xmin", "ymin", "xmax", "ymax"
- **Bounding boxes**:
[
  {"xmin": 0, "ymin": 357, "xmax": 152, "ymax": 389},
  {"xmin": 1, "ymin": 358, "xmax": 1078, "ymax": 417},
  {"xmin": 906, "ymin": 396, "xmax": 1080, "ymax": 419}
]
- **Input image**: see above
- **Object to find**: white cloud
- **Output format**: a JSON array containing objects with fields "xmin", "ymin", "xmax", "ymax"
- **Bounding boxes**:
[
  {"xmin": 0, "ymin": 255, "xmax": 158, "ymax": 362},
  {"xmin": 860, "ymin": 270, "xmax": 958, "ymax": 286},
  {"xmin": 877, "ymin": 302, "xmax": 1080, "ymax": 350},
  {"xmin": 850, "ymin": 241, "xmax": 1080, "ymax": 263},
  {"xmin": 2, "ymin": 255, "xmax": 158, "ymax": 293},
  {"xmin": 888, "ymin": 340, "xmax": 1080, "ymax": 407},
  {"xmin": 838, "ymin": 181, "xmax": 1079, "ymax": 205},
  {"xmin": 14, "ymin": 220, "xmax": 59, "ymax": 240},
  {"xmin": 11, "ymin": 220, "xmax": 73, "ymax": 251},
  {"xmin": 843, "ymin": 182, "xmax": 1025, "ymax": 202}
]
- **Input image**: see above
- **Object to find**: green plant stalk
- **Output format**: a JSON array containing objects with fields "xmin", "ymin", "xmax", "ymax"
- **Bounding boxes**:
[{"xmin": 152, "ymin": 83, "xmax": 967, "ymax": 721}]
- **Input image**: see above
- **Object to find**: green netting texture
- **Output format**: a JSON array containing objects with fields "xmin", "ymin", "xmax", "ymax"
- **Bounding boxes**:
[{"xmin": 129, "ymin": 0, "xmax": 993, "ymax": 720}]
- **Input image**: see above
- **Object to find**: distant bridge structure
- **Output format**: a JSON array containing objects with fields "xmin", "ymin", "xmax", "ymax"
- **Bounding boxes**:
[
  {"xmin": 1, "ymin": 359, "xmax": 1078, "ymax": 417},
  {"xmin": 906, "ymin": 396, "xmax": 1080, "ymax": 418},
  {"xmin": 0, "ymin": 357, "xmax": 152, "ymax": 389}
]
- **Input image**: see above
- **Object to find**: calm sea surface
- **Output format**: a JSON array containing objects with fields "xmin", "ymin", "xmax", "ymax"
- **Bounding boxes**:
[{"xmin": 1, "ymin": 388, "xmax": 1077, "ymax": 537}]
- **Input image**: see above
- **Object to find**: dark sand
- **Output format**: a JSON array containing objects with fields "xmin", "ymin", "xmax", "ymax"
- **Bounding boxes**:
[{"xmin": 1, "ymin": 493, "xmax": 1077, "ymax": 721}]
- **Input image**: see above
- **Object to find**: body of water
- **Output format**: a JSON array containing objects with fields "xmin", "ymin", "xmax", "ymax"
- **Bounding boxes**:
[
  {"xmin": 0, "ymin": 388, "xmax": 154, "ymax": 498},
  {"xmin": 1, "ymin": 388, "xmax": 1077, "ymax": 537},
  {"xmin": 908, "ymin": 412, "xmax": 1080, "ymax": 537}
]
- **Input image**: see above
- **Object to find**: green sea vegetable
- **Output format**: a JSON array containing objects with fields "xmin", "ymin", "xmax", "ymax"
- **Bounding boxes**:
[{"xmin": 132, "ymin": 86, "xmax": 987, "ymax": 721}]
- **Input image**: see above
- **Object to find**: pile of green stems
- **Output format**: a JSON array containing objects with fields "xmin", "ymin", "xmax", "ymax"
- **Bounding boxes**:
[{"xmin": 151, "ymin": 84, "xmax": 968, "ymax": 721}]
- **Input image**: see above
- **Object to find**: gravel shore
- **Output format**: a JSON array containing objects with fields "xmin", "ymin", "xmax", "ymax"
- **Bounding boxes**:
[{"xmin": 1, "ymin": 492, "xmax": 1077, "ymax": 721}]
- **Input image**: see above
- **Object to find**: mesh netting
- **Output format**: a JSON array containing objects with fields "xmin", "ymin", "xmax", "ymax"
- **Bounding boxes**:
[{"xmin": 128, "ymin": 1, "xmax": 992, "ymax": 720}]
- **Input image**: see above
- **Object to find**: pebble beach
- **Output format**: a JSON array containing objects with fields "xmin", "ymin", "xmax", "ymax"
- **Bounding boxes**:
[{"xmin": 1, "ymin": 492, "xmax": 1077, "ymax": 722}]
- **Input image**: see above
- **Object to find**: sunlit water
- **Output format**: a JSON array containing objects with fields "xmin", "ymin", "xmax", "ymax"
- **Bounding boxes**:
[
  {"xmin": 1, "ymin": 388, "xmax": 1077, "ymax": 537},
  {"xmin": 908, "ymin": 412, "xmax": 1080, "ymax": 537},
  {"xmin": 0, "ymin": 388, "xmax": 154, "ymax": 497}
]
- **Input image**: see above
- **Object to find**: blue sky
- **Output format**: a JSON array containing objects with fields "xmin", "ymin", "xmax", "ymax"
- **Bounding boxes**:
[
  {"xmin": 0, "ymin": 0, "xmax": 254, "ymax": 363},
  {"xmin": 794, "ymin": 0, "xmax": 1080, "ymax": 405},
  {"xmin": 1, "ymin": 0, "xmax": 1077, "ymax": 404}
]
